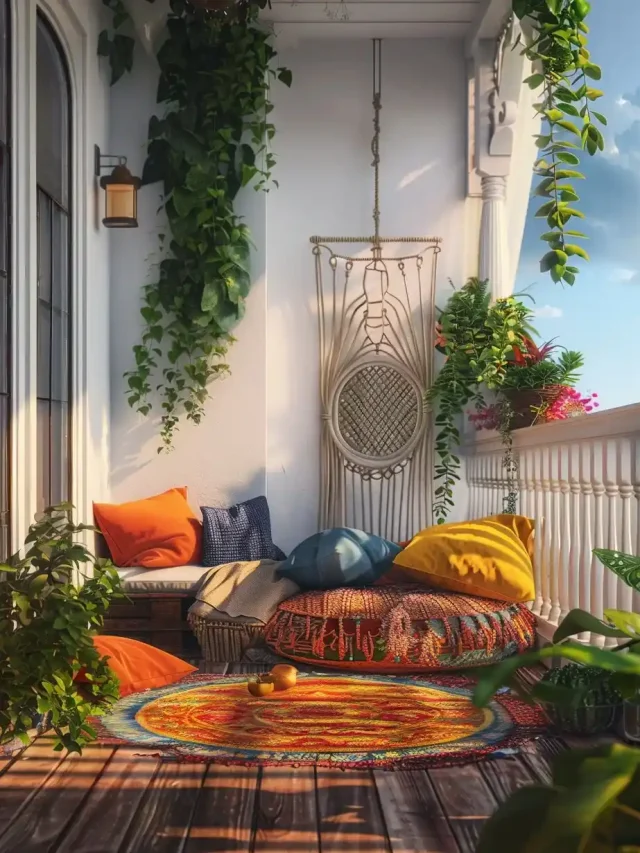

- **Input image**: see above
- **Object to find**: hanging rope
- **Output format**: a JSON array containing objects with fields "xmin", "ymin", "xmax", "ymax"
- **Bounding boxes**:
[{"xmin": 371, "ymin": 39, "xmax": 382, "ymax": 245}]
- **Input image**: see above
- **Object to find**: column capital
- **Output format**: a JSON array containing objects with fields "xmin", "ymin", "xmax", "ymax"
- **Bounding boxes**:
[{"xmin": 481, "ymin": 175, "xmax": 507, "ymax": 200}]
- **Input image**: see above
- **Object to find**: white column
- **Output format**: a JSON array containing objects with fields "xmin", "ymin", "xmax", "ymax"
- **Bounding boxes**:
[{"xmin": 478, "ymin": 175, "xmax": 510, "ymax": 300}]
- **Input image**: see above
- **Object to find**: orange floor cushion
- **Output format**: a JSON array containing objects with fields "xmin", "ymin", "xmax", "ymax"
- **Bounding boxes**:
[
  {"xmin": 85, "ymin": 636, "xmax": 197, "ymax": 697},
  {"xmin": 264, "ymin": 585, "xmax": 535, "ymax": 672}
]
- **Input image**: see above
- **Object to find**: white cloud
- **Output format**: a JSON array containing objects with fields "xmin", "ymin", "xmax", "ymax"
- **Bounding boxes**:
[
  {"xmin": 610, "ymin": 268, "xmax": 638, "ymax": 283},
  {"xmin": 533, "ymin": 305, "xmax": 563, "ymax": 319},
  {"xmin": 617, "ymin": 96, "xmax": 631, "ymax": 108}
]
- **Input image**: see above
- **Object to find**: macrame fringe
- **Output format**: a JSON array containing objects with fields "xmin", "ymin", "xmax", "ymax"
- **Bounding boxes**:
[{"xmin": 265, "ymin": 603, "xmax": 536, "ymax": 669}]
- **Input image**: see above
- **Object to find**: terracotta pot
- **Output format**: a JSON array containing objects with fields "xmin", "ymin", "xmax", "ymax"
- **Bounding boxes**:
[{"xmin": 501, "ymin": 385, "xmax": 564, "ymax": 429}]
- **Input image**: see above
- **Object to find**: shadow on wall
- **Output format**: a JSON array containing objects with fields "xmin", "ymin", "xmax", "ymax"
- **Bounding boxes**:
[{"xmin": 265, "ymin": 38, "xmax": 468, "ymax": 550}]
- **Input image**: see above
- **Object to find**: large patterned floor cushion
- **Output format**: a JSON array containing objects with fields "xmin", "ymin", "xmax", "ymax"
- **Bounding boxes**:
[{"xmin": 264, "ymin": 585, "xmax": 536, "ymax": 672}]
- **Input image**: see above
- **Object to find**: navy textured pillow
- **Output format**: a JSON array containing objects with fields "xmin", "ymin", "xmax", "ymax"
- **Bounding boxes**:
[
  {"xmin": 201, "ymin": 496, "xmax": 285, "ymax": 567},
  {"xmin": 277, "ymin": 527, "xmax": 401, "ymax": 590}
]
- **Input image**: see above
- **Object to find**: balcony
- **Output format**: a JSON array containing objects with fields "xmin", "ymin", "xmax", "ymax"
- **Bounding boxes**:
[{"xmin": 462, "ymin": 403, "xmax": 640, "ymax": 643}]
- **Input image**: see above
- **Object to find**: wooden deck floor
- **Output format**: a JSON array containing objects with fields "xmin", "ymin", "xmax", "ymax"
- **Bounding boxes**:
[{"xmin": 0, "ymin": 663, "xmax": 566, "ymax": 853}]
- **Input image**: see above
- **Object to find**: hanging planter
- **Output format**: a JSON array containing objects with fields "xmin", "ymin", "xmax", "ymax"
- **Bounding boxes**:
[{"xmin": 500, "ymin": 385, "xmax": 564, "ymax": 429}]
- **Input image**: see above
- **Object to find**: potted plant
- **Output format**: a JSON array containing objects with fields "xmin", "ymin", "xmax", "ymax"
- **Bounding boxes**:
[
  {"xmin": 0, "ymin": 505, "xmax": 124, "ymax": 753},
  {"xmin": 471, "ymin": 547, "xmax": 640, "ymax": 851},
  {"xmin": 428, "ymin": 278, "xmax": 535, "ymax": 522}
]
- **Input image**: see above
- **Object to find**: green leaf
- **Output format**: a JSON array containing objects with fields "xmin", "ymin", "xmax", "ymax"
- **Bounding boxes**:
[
  {"xmin": 553, "ymin": 608, "xmax": 628, "ymax": 643},
  {"xmin": 477, "ymin": 787, "xmax": 558, "ymax": 853},
  {"xmin": 584, "ymin": 62, "xmax": 602, "ymax": 80},
  {"xmin": 595, "ymin": 549, "xmax": 640, "ymax": 593},
  {"xmin": 524, "ymin": 73, "xmax": 545, "ymax": 89},
  {"xmin": 540, "ymin": 249, "xmax": 568, "ymax": 272},
  {"xmin": 97, "ymin": 30, "xmax": 111, "ymax": 58},
  {"xmin": 592, "ymin": 110, "xmax": 607, "ymax": 125},
  {"xmin": 564, "ymin": 244, "xmax": 590, "ymax": 260},
  {"xmin": 556, "ymin": 152, "xmax": 580, "ymax": 165},
  {"xmin": 604, "ymin": 609, "xmax": 640, "ymax": 640},
  {"xmin": 557, "ymin": 120, "xmax": 581, "ymax": 136},
  {"xmin": 277, "ymin": 67, "xmax": 293, "ymax": 88}
]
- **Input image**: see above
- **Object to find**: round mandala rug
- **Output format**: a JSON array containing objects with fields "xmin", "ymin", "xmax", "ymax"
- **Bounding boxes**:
[{"xmin": 94, "ymin": 672, "xmax": 545, "ymax": 768}]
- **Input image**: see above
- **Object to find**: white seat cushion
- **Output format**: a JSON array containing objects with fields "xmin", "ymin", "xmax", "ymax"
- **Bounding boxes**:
[{"xmin": 117, "ymin": 565, "xmax": 210, "ymax": 594}]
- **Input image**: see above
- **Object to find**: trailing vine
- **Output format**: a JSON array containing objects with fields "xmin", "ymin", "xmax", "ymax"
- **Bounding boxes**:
[
  {"xmin": 515, "ymin": 0, "xmax": 605, "ymax": 285},
  {"xmin": 98, "ymin": 0, "xmax": 157, "ymax": 85},
  {"xmin": 123, "ymin": 0, "xmax": 291, "ymax": 449},
  {"xmin": 427, "ymin": 279, "xmax": 534, "ymax": 523}
]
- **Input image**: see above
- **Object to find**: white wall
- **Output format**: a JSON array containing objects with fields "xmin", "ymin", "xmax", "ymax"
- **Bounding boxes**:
[
  {"xmin": 266, "ymin": 38, "xmax": 468, "ymax": 550},
  {"xmin": 108, "ymin": 45, "xmax": 268, "ymax": 512},
  {"xmin": 107, "ymin": 37, "xmax": 469, "ymax": 549}
]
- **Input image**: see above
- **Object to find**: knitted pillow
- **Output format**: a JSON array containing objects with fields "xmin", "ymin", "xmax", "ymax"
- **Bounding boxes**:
[
  {"xmin": 201, "ymin": 496, "xmax": 285, "ymax": 567},
  {"xmin": 265, "ymin": 585, "xmax": 536, "ymax": 672},
  {"xmin": 277, "ymin": 528, "xmax": 401, "ymax": 590}
]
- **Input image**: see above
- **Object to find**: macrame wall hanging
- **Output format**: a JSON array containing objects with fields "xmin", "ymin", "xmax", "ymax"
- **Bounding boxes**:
[{"xmin": 311, "ymin": 40, "xmax": 442, "ymax": 542}]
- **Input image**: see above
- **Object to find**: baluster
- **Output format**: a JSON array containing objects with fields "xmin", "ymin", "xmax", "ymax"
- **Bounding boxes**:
[
  {"xmin": 568, "ymin": 444, "xmax": 583, "ymax": 634},
  {"xmin": 617, "ymin": 439, "xmax": 634, "ymax": 614},
  {"xmin": 468, "ymin": 454, "xmax": 477, "ymax": 518},
  {"xmin": 633, "ymin": 434, "xmax": 640, "ymax": 615},
  {"xmin": 493, "ymin": 451, "xmax": 503, "ymax": 514},
  {"xmin": 534, "ymin": 448, "xmax": 550, "ymax": 619},
  {"xmin": 481, "ymin": 455, "xmax": 490, "ymax": 517},
  {"xmin": 523, "ymin": 450, "xmax": 541, "ymax": 616},
  {"xmin": 559, "ymin": 444, "xmax": 571, "ymax": 622},
  {"xmin": 592, "ymin": 442, "xmax": 606, "ymax": 639},
  {"xmin": 602, "ymin": 440, "xmax": 620, "ymax": 647},
  {"xmin": 548, "ymin": 445, "xmax": 562, "ymax": 625}
]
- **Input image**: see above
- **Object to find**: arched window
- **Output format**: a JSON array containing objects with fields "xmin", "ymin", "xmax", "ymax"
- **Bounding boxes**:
[
  {"xmin": 36, "ymin": 16, "xmax": 72, "ymax": 512},
  {"xmin": 0, "ymin": 0, "xmax": 10, "ymax": 555}
]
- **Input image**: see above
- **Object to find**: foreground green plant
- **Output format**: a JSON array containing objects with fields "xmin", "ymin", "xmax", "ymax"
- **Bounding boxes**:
[
  {"xmin": 124, "ymin": 0, "xmax": 291, "ymax": 450},
  {"xmin": 515, "ymin": 0, "xmax": 605, "ymax": 285},
  {"xmin": 472, "ymin": 547, "xmax": 640, "ymax": 852},
  {"xmin": 0, "ymin": 506, "xmax": 124, "ymax": 753}
]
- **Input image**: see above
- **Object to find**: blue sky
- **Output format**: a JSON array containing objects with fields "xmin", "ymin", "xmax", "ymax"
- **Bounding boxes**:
[{"xmin": 515, "ymin": 0, "xmax": 640, "ymax": 411}]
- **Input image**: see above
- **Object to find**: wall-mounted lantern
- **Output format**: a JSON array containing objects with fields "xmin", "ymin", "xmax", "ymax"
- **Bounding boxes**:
[{"xmin": 95, "ymin": 145, "xmax": 141, "ymax": 228}]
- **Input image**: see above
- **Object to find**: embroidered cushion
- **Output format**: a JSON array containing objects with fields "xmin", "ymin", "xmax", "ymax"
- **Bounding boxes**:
[
  {"xmin": 392, "ymin": 514, "xmax": 535, "ymax": 603},
  {"xmin": 264, "ymin": 585, "xmax": 535, "ymax": 672},
  {"xmin": 277, "ymin": 528, "xmax": 401, "ymax": 590},
  {"xmin": 201, "ymin": 496, "xmax": 285, "ymax": 567}
]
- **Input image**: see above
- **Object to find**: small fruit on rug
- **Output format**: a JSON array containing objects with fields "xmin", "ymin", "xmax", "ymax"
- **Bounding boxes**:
[
  {"xmin": 270, "ymin": 664, "xmax": 298, "ymax": 691},
  {"xmin": 247, "ymin": 678, "xmax": 275, "ymax": 697}
]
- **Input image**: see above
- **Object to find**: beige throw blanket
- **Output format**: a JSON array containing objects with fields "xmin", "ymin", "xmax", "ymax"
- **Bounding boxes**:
[{"xmin": 189, "ymin": 560, "xmax": 299, "ymax": 625}]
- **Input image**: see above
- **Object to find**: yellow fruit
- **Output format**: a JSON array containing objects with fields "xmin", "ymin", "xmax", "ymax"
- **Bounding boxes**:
[
  {"xmin": 247, "ymin": 678, "xmax": 275, "ymax": 698},
  {"xmin": 270, "ymin": 664, "xmax": 297, "ymax": 691}
]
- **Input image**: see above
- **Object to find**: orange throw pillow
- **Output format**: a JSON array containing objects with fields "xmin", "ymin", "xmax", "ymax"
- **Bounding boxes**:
[
  {"xmin": 93, "ymin": 487, "xmax": 202, "ymax": 568},
  {"xmin": 89, "ymin": 636, "xmax": 197, "ymax": 697}
]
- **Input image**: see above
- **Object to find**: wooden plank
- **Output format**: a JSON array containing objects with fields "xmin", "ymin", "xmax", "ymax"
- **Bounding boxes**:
[
  {"xmin": 519, "ymin": 737, "xmax": 565, "ymax": 786},
  {"xmin": 316, "ymin": 768, "xmax": 390, "ymax": 853},
  {"xmin": 120, "ymin": 762, "xmax": 206, "ymax": 853},
  {"xmin": 479, "ymin": 757, "xmax": 538, "ymax": 803},
  {"xmin": 254, "ymin": 766, "xmax": 319, "ymax": 853},
  {"xmin": 0, "ymin": 743, "xmax": 114, "ymax": 853},
  {"xmin": 0, "ymin": 737, "xmax": 65, "ymax": 836},
  {"xmin": 184, "ymin": 764, "xmax": 259, "ymax": 853},
  {"xmin": 373, "ymin": 769, "xmax": 458, "ymax": 853},
  {"xmin": 428, "ymin": 765, "xmax": 498, "ymax": 853},
  {"xmin": 55, "ymin": 748, "xmax": 162, "ymax": 853}
]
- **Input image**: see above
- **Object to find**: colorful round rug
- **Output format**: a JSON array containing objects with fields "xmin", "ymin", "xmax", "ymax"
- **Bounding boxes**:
[{"xmin": 95, "ymin": 672, "xmax": 545, "ymax": 768}]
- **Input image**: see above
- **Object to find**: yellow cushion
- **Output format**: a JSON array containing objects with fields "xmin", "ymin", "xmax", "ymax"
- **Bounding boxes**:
[{"xmin": 392, "ymin": 514, "xmax": 535, "ymax": 603}]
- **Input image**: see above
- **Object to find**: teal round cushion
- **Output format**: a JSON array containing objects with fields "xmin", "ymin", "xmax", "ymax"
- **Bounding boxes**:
[{"xmin": 277, "ymin": 528, "xmax": 401, "ymax": 590}]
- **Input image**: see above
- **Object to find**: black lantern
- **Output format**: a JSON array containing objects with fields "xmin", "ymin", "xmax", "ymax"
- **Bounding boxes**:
[{"xmin": 95, "ymin": 145, "xmax": 141, "ymax": 228}]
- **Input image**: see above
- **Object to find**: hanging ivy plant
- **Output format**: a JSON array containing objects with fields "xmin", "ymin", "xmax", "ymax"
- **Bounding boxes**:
[
  {"xmin": 98, "ymin": 0, "xmax": 157, "ymax": 85},
  {"xmin": 427, "ymin": 279, "xmax": 534, "ymax": 523},
  {"xmin": 124, "ymin": 0, "xmax": 291, "ymax": 450},
  {"xmin": 514, "ymin": 0, "xmax": 605, "ymax": 285}
]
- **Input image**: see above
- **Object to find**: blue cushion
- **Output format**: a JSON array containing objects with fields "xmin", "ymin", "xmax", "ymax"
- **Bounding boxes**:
[
  {"xmin": 201, "ymin": 496, "xmax": 286, "ymax": 567},
  {"xmin": 277, "ymin": 528, "xmax": 401, "ymax": 590}
]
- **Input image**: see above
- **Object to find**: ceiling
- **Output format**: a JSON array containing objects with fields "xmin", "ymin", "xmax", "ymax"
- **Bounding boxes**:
[{"xmin": 260, "ymin": 0, "xmax": 486, "ymax": 39}]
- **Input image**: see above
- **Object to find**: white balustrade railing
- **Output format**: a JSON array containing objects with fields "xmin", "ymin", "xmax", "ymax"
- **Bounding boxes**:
[{"xmin": 462, "ymin": 403, "xmax": 640, "ymax": 643}]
